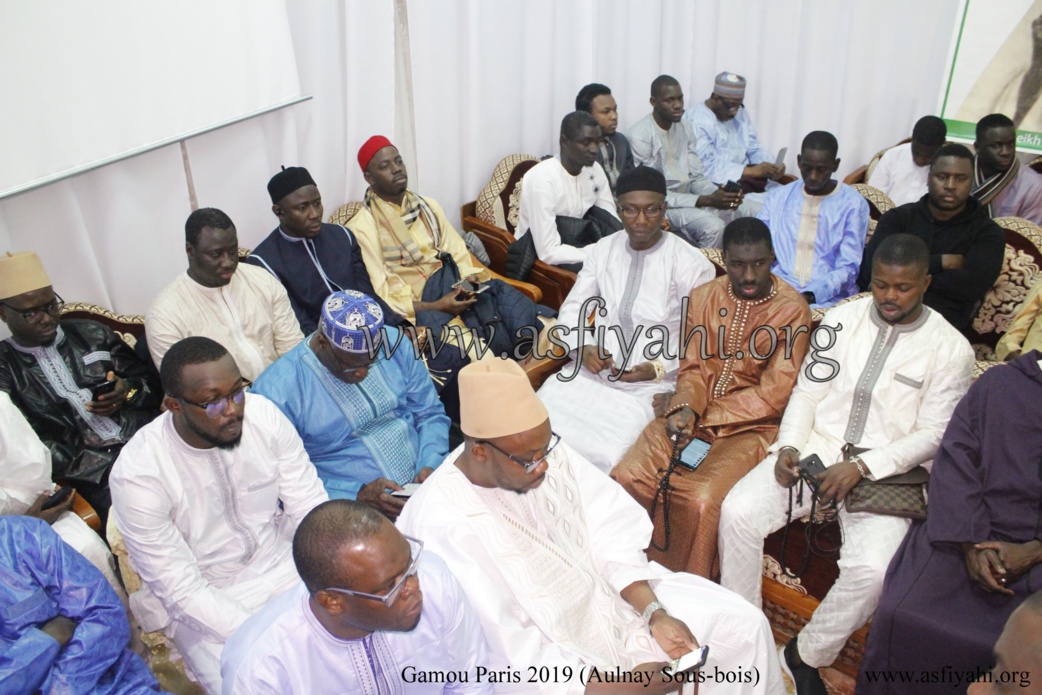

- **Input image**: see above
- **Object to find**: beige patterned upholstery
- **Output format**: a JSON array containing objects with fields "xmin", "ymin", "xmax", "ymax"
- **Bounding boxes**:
[
  {"xmin": 474, "ymin": 154, "xmax": 540, "ymax": 236},
  {"xmin": 61, "ymin": 302, "xmax": 144, "ymax": 348},
  {"xmin": 328, "ymin": 201, "xmax": 364, "ymax": 227},
  {"xmin": 698, "ymin": 247, "xmax": 726, "ymax": 277}
]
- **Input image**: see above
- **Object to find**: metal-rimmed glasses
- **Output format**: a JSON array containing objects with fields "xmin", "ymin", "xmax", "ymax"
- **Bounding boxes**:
[
  {"xmin": 323, "ymin": 535, "xmax": 423, "ymax": 607},
  {"xmin": 712, "ymin": 94, "xmax": 744, "ymax": 111},
  {"xmin": 477, "ymin": 432, "xmax": 561, "ymax": 474},
  {"xmin": 619, "ymin": 204, "xmax": 666, "ymax": 221},
  {"xmin": 178, "ymin": 379, "xmax": 250, "ymax": 419},
  {"xmin": 2, "ymin": 293, "xmax": 65, "ymax": 323}
]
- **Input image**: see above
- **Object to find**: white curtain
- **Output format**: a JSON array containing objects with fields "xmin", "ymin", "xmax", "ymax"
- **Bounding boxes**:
[{"xmin": 0, "ymin": 0, "xmax": 959, "ymax": 321}]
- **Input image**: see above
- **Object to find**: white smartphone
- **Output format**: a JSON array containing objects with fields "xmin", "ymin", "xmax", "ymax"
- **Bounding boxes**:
[
  {"xmin": 774, "ymin": 147, "xmax": 788, "ymax": 167},
  {"xmin": 391, "ymin": 483, "xmax": 422, "ymax": 498},
  {"xmin": 664, "ymin": 645, "xmax": 709, "ymax": 676}
]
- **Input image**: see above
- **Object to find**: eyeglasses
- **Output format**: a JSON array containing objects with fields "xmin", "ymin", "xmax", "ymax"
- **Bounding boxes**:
[
  {"xmin": 713, "ymin": 94, "xmax": 744, "ymax": 111},
  {"xmin": 178, "ymin": 379, "xmax": 250, "ymax": 418},
  {"xmin": 477, "ymin": 432, "xmax": 561, "ymax": 474},
  {"xmin": 324, "ymin": 536, "xmax": 423, "ymax": 607},
  {"xmin": 619, "ymin": 204, "xmax": 666, "ymax": 220},
  {"xmin": 2, "ymin": 293, "xmax": 65, "ymax": 323}
]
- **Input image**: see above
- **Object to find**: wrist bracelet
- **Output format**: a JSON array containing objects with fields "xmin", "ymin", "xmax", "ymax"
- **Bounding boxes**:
[
  {"xmin": 852, "ymin": 457, "xmax": 869, "ymax": 479},
  {"xmin": 665, "ymin": 403, "xmax": 690, "ymax": 419},
  {"xmin": 651, "ymin": 360, "xmax": 666, "ymax": 383},
  {"xmin": 641, "ymin": 600, "xmax": 664, "ymax": 626}
]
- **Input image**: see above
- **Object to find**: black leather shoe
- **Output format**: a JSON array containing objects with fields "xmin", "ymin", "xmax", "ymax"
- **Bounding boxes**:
[{"xmin": 779, "ymin": 637, "xmax": 828, "ymax": 695}]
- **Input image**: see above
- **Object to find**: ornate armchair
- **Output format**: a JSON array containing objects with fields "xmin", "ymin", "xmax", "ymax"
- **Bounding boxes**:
[{"xmin": 460, "ymin": 155, "xmax": 578, "ymax": 310}]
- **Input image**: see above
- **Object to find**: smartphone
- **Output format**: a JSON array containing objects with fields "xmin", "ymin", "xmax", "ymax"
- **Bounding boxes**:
[
  {"xmin": 678, "ymin": 438, "xmax": 711, "ymax": 471},
  {"xmin": 664, "ymin": 645, "xmax": 709, "ymax": 676},
  {"xmin": 723, "ymin": 180, "xmax": 742, "ymax": 193},
  {"xmin": 774, "ymin": 147, "xmax": 788, "ymax": 167},
  {"xmin": 452, "ymin": 279, "xmax": 489, "ymax": 295},
  {"xmin": 390, "ymin": 483, "xmax": 422, "ymax": 498},
  {"xmin": 797, "ymin": 453, "xmax": 826, "ymax": 478},
  {"xmin": 41, "ymin": 486, "xmax": 74, "ymax": 511},
  {"xmin": 91, "ymin": 379, "xmax": 117, "ymax": 400}
]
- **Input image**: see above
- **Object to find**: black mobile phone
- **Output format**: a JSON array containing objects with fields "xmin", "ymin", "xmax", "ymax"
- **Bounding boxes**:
[
  {"xmin": 723, "ymin": 180, "xmax": 742, "ymax": 193},
  {"xmin": 91, "ymin": 379, "xmax": 117, "ymax": 400},
  {"xmin": 797, "ymin": 453, "xmax": 826, "ymax": 478},
  {"xmin": 41, "ymin": 486, "xmax": 74, "ymax": 511}
]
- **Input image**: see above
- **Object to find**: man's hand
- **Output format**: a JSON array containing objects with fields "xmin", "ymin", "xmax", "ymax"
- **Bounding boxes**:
[
  {"xmin": 40, "ymin": 615, "xmax": 77, "ymax": 647},
  {"xmin": 86, "ymin": 371, "xmax": 128, "ymax": 417},
  {"xmin": 974, "ymin": 539, "xmax": 1042, "ymax": 586},
  {"xmin": 25, "ymin": 491, "xmax": 75, "ymax": 526},
  {"xmin": 581, "ymin": 345, "xmax": 614, "ymax": 375},
  {"xmin": 357, "ymin": 478, "xmax": 408, "ymax": 520},
  {"xmin": 745, "ymin": 162, "xmax": 785, "ymax": 180},
  {"xmin": 649, "ymin": 611, "xmax": 699, "ymax": 658},
  {"xmin": 413, "ymin": 467, "xmax": 434, "ymax": 484},
  {"xmin": 963, "ymin": 543, "xmax": 1012, "ymax": 595},
  {"xmin": 774, "ymin": 447, "xmax": 800, "ymax": 488},
  {"xmin": 416, "ymin": 289, "xmax": 477, "ymax": 316},
  {"xmin": 616, "ymin": 362, "xmax": 656, "ymax": 383},
  {"xmin": 406, "ymin": 328, "xmax": 430, "ymax": 354},
  {"xmin": 814, "ymin": 461, "xmax": 863, "ymax": 506},
  {"xmin": 698, "ymin": 188, "xmax": 743, "ymax": 210},
  {"xmin": 652, "ymin": 392, "xmax": 675, "ymax": 419},
  {"xmin": 665, "ymin": 406, "xmax": 697, "ymax": 447},
  {"xmin": 941, "ymin": 254, "xmax": 965, "ymax": 270}
]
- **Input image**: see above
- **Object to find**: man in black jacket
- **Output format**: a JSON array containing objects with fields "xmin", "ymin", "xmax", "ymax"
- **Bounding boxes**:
[{"xmin": 859, "ymin": 143, "xmax": 1005, "ymax": 333}]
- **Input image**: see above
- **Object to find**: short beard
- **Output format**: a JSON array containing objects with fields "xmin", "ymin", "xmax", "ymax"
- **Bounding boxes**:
[{"xmin": 184, "ymin": 416, "xmax": 243, "ymax": 451}]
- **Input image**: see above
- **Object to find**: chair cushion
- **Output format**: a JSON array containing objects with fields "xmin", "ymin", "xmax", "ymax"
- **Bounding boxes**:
[
  {"xmin": 475, "ymin": 155, "xmax": 539, "ymax": 236},
  {"xmin": 969, "ymin": 217, "xmax": 1042, "ymax": 352},
  {"xmin": 328, "ymin": 201, "xmax": 364, "ymax": 227},
  {"xmin": 851, "ymin": 183, "xmax": 895, "ymax": 221},
  {"xmin": 60, "ymin": 303, "xmax": 144, "ymax": 348}
]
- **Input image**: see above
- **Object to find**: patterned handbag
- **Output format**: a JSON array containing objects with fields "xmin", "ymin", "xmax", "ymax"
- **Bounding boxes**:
[{"xmin": 844, "ymin": 465, "xmax": 929, "ymax": 520}]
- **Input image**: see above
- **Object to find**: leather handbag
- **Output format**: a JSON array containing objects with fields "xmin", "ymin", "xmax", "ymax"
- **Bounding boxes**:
[{"xmin": 844, "ymin": 465, "xmax": 929, "ymax": 520}]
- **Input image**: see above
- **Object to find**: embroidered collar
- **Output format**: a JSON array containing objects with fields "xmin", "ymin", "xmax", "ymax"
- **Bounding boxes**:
[
  {"xmin": 725, "ymin": 279, "xmax": 777, "ymax": 306},
  {"xmin": 869, "ymin": 303, "xmax": 931, "ymax": 332}
]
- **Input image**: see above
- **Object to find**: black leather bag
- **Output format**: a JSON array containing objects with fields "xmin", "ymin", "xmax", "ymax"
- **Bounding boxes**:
[{"xmin": 505, "ymin": 206, "xmax": 622, "ymax": 280}]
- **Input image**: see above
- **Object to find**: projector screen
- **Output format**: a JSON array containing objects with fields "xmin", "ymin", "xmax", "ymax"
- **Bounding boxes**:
[{"xmin": 0, "ymin": 0, "xmax": 303, "ymax": 199}]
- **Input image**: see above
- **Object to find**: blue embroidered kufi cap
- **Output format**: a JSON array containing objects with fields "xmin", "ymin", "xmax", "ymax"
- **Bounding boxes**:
[{"xmin": 319, "ymin": 290, "xmax": 385, "ymax": 353}]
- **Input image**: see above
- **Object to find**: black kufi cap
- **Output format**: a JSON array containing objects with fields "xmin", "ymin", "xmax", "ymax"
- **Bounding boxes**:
[
  {"xmin": 267, "ymin": 166, "xmax": 316, "ymax": 204},
  {"xmin": 615, "ymin": 165, "xmax": 667, "ymax": 197}
]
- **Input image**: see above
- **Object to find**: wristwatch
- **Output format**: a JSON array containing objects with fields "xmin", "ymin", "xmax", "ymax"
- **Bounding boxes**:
[
  {"xmin": 650, "ymin": 360, "xmax": 666, "ymax": 383},
  {"xmin": 642, "ymin": 600, "xmax": 665, "ymax": 626},
  {"xmin": 124, "ymin": 387, "xmax": 139, "ymax": 404}
]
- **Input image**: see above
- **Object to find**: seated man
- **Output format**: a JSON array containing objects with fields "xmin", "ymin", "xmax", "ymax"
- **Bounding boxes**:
[
  {"xmin": 858, "ymin": 350, "xmax": 1042, "ymax": 694},
  {"xmin": 350, "ymin": 136, "xmax": 552, "ymax": 378},
  {"xmin": 0, "ymin": 252, "xmax": 162, "ymax": 527},
  {"xmin": 860, "ymin": 144, "xmax": 1005, "ymax": 333},
  {"xmin": 866, "ymin": 115, "xmax": 947, "ymax": 206},
  {"xmin": 221, "ymin": 499, "xmax": 491, "ymax": 694},
  {"xmin": 0, "ymin": 516, "xmax": 164, "ymax": 695},
  {"xmin": 686, "ymin": 71, "xmax": 786, "ymax": 200},
  {"xmin": 719, "ymin": 235, "xmax": 974, "ymax": 695},
  {"xmin": 147, "ymin": 207, "xmax": 303, "ymax": 381},
  {"xmin": 575, "ymin": 83, "xmax": 635, "ymax": 193},
  {"xmin": 110, "ymin": 337, "xmax": 328, "ymax": 692},
  {"xmin": 611, "ymin": 218, "xmax": 811, "ymax": 578},
  {"xmin": 246, "ymin": 166, "xmax": 407, "ymax": 334},
  {"xmin": 537, "ymin": 166, "xmax": 716, "ymax": 473},
  {"xmin": 757, "ymin": 131, "xmax": 869, "ymax": 307},
  {"xmin": 995, "ymin": 277, "xmax": 1042, "ymax": 360},
  {"xmin": 629, "ymin": 74, "xmax": 754, "ymax": 248},
  {"xmin": 967, "ymin": 592, "xmax": 1042, "ymax": 695},
  {"xmin": 973, "ymin": 113, "xmax": 1042, "ymax": 224},
  {"xmin": 0, "ymin": 390, "xmax": 122, "ymax": 594},
  {"xmin": 515, "ymin": 111, "xmax": 621, "ymax": 271},
  {"xmin": 252, "ymin": 290, "xmax": 448, "ymax": 519},
  {"xmin": 398, "ymin": 358, "xmax": 785, "ymax": 695}
]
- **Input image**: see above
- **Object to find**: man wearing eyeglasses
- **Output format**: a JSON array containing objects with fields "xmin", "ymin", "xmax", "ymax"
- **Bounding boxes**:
[
  {"xmin": 222, "ymin": 499, "xmax": 491, "ymax": 694},
  {"xmin": 109, "ymin": 336, "xmax": 328, "ymax": 693},
  {"xmin": 399, "ymin": 358, "xmax": 785, "ymax": 695},
  {"xmin": 536, "ymin": 166, "xmax": 715, "ymax": 473},
  {"xmin": 685, "ymin": 72, "xmax": 786, "ymax": 210},
  {"xmin": 0, "ymin": 251, "xmax": 162, "ymax": 528},
  {"xmin": 251, "ymin": 290, "xmax": 449, "ymax": 520}
]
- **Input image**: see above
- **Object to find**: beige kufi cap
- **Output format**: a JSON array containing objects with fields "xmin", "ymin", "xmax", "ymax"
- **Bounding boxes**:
[
  {"xmin": 0, "ymin": 252, "xmax": 51, "ymax": 300},
  {"xmin": 459, "ymin": 358, "xmax": 549, "ymax": 439}
]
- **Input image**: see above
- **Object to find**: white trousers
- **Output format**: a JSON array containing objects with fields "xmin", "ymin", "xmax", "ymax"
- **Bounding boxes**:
[
  {"xmin": 665, "ymin": 196, "xmax": 759, "ymax": 248},
  {"xmin": 52, "ymin": 511, "xmax": 126, "ymax": 601},
  {"xmin": 717, "ymin": 456, "xmax": 910, "ymax": 668}
]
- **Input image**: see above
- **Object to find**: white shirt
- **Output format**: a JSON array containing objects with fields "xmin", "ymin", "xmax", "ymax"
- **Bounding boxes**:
[
  {"xmin": 557, "ymin": 231, "xmax": 716, "ymax": 375},
  {"xmin": 773, "ymin": 296, "xmax": 974, "ymax": 479},
  {"xmin": 146, "ymin": 264, "xmax": 303, "ymax": 381},
  {"xmin": 221, "ymin": 554, "xmax": 492, "ymax": 695},
  {"xmin": 0, "ymin": 390, "xmax": 53, "ymax": 514},
  {"xmin": 866, "ymin": 143, "xmax": 929, "ymax": 207},
  {"xmin": 515, "ymin": 157, "xmax": 618, "ymax": 266},
  {"xmin": 628, "ymin": 114, "xmax": 718, "ymax": 203},
  {"xmin": 110, "ymin": 394, "xmax": 328, "ymax": 638}
]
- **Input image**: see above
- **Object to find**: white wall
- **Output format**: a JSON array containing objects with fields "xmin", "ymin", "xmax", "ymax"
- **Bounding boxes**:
[{"xmin": 0, "ymin": 0, "xmax": 960, "ymax": 317}]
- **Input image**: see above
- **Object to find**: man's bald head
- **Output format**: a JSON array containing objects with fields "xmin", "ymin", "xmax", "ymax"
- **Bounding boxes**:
[{"xmin": 293, "ymin": 500, "xmax": 387, "ymax": 593}]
